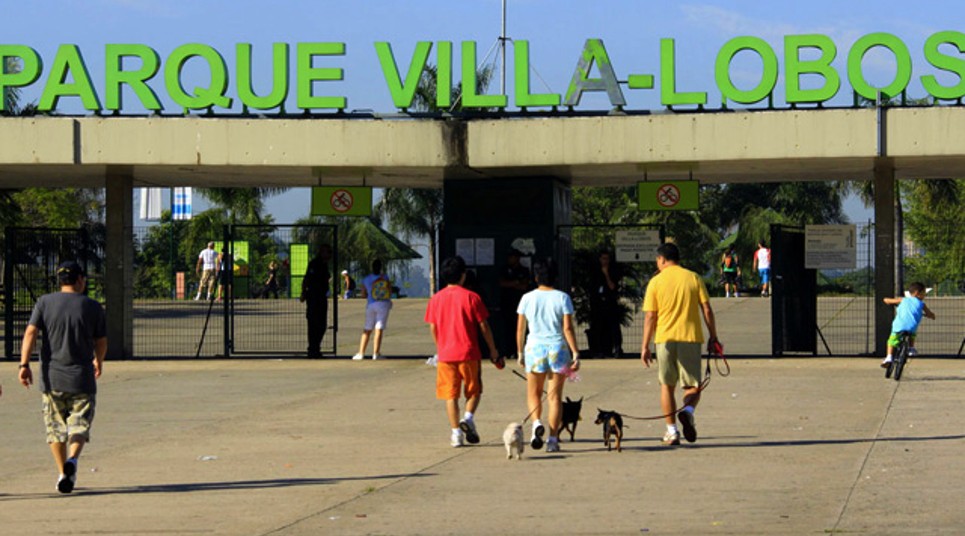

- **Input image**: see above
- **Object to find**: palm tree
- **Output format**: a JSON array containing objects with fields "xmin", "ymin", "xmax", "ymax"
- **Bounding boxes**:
[
  {"xmin": 196, "ymin": 187, "xmax": 288, "ymax": 225},
  {"xmin": 376, "ymin": 189, "xmax": 442, "ymax": 291},
  {"xmin": 3, "ymin": 56, "xmax": 21, "ymax": 113}
]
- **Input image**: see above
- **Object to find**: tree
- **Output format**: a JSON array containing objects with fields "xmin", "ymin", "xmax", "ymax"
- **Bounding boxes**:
[
  {"xmin": 11, "ymin": 188, "xmax": 103, "ymax": 228},
  {"xmin": 196, "ymin": 187, "xmax": 287, "ymax": 225},
  {"xmin": 903, "ymin": 179, "xmax": 963, "ymax": 294},
  {"xmin": 376, "ymin": 189, "xmax": 442, "ymax": 292}
]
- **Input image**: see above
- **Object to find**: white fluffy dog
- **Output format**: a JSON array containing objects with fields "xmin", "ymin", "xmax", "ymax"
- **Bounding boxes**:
[{"xmin": 503, "ymin": 422, "xmax": 524, "ymax": 460}]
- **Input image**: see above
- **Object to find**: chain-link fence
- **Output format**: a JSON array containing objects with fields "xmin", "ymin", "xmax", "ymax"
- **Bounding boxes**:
[
  {"xmin": 131, "ymin": 224, "xmax": 338, "ymax": 357},
  {"xmin": 814, "ymin": 222, "xmax": 963, "ymax": 357}
]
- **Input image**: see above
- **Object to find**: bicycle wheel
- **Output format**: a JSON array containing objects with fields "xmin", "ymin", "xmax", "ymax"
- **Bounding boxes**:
[{"xmin": 893, "ymin": 338, "xmax": 909, "ymax": 381}]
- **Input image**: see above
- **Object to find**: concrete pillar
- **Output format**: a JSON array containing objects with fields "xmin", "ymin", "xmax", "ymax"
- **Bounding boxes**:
[
  {"xmin": 105, "ymin": 169, "xmax": 134, "ymax": 360},
  {"xmin": 873, "ymin": 159, "xmax": 895, "ymax": 357}
]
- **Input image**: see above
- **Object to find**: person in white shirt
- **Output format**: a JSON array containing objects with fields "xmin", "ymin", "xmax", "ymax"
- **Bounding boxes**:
[
  {"xmin": 194, "ymin": 242, "xmax": 219, "ymax": 301},
  {"xmin": 753, "ymin": 241, "xmax": 772, "ymax": 298}
]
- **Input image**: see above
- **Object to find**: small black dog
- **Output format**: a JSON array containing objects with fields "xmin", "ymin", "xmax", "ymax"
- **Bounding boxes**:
[
  {"xmin": 561, "ymin": 396, "xmax": 583, "ymax": 442},
  {"xmin": 594, "ymin": 409, "xmax": 624, "ymax": 452}
]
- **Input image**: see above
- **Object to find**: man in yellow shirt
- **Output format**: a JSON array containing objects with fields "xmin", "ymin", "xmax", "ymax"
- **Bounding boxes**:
[{"xmin": 641, "ymin": 243, "xmax": 720, "ymax": 446}]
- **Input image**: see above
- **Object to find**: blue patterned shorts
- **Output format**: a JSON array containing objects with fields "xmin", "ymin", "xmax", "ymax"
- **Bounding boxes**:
[{"xmin": 524, "ymin": 341, "xmax": 572, "ymax": 374}]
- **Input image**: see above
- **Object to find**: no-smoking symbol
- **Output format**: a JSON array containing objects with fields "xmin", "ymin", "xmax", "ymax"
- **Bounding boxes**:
[
  {"xmin": 330, "ymin": 189, "xmax": 354, "ymax": 213},
  {"xmin": 656, "ymin": 184, "xmax": 681, "ymax": 208}
]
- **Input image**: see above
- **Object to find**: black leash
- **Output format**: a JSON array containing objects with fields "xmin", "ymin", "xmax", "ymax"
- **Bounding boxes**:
[{"xmin": 619, "ymin": 341, "xmax": 729, "ymax": 422}]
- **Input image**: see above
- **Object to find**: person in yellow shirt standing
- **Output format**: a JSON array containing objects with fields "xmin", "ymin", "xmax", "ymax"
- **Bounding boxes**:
[{"xmin": 641, "ymin": 243, "xmax": 720, "ymax": 446}]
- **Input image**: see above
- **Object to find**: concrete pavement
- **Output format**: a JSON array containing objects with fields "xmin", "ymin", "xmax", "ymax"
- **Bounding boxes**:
[{"xmin": 1, "ymin": 354, "xmax": 963, "ymax": 535}]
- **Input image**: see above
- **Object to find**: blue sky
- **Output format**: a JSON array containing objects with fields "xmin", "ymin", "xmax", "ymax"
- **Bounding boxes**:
[{"xmin": 8, "ymin": 0, "xmax": 963, "ymax": 223}]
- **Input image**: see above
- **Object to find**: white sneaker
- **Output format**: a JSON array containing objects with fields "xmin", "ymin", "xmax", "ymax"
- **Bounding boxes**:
[
  {"xmin": 530, "ymin": 422, "xmax": 545, "ymax": 450},
  {"xmin": 193, "ymin": 295, "xmax": 201, "ymax": 301},
  {"xmin": 907, "ymin": 348, "xmax": 918, "ymax": 357},
  {"xmin": 450, "ymin": 430, "xmax": 465, "ymax": 447},
  {"xmin": 351, "ymin": 354, "xmax": 364, "ymax": 360},
  {"xmin": 546, "ymin": 438, "xmax": 560, "ymax": 452},
  {"xmin": 372, "ymin": 354, "xmax": 383, "ymax": 360}
]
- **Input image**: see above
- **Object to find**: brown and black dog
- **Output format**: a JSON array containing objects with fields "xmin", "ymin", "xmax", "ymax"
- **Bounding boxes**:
[{"xmin": 594, "ymin": 409, "xmax": 624, "ymax": 452}]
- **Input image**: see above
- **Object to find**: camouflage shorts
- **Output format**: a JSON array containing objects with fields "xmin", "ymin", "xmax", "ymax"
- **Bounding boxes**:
[{"xmin": 42, "ymin": 391, "xmax": 96, "ymax": 444}]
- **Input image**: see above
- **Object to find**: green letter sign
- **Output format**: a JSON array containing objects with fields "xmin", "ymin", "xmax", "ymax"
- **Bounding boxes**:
[
  {"xmin": 375, "ymin": 41, "xmax": 431, "ymax": 110},
  {"xmin": 564, "ymin": 38, "xmax": 625, "ymax": 107},
  {"xmin": 661, "ymin": 38, "xmax": 707, "ymax": 107},
  {"xmin": 39, "ymin": 45, "xmax": 101, "ymax": 111},
  {"xmin": 847, "ymin": 32, "xmax": 912, "ymax": 100},
  {"xmin": 0, "ymin": 45, "xmax": 42, "ymax": 111},
  {"xmin": 237, "ymin": 43, "xmax": 289, "ymax": 110},
  {"xmin": 296, "ymin": 42, "xmax": 346, "ymax": 110},
  {"xmin": 715, "ymin": 36, "xmax": 778, "ymax": 105},
  {"xmin": 105, "ymin": 44, "xmax": 161, "ymax": 111},
  {"xmin": 922, "ymin": 30, "xmax": 965, "ymax": 100},
  {"xmin": 785, "ymin": 34, "xmax": 840, "ymax": 104},
  {"xmin": 164, "ymin": 43, "xmax": 232, "ymax": 110}
]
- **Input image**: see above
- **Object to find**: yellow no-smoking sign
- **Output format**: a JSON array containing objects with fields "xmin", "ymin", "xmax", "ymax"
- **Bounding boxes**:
[
  {"xmin": 311, "ymin": 186, "xmax": 373, "ymax": 216},
  {"xmin": 637, "ymin": 181, "xmax": 699, "ymax": 211}
]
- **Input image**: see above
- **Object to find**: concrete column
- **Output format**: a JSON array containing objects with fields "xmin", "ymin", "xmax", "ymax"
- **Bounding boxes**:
[
  {"xmin": 105, "ymin": 169, "xmax": 134, "ymax": 360},
  {"xmin": 873, "ymin": 159, "xmax": 895, "ymax": 357}
]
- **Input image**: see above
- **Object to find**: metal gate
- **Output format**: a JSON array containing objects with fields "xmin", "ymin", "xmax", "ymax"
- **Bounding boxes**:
[
  {"xmin": 4, "ymin": 226, "xmax": 103, "ymax": 358},
  {"xmin": 227, "ymin": 224, "xmax": 338, "ymax": 355},
  {"xmin": 771, "ymin": 224, "xmax": 818, "ymax": 355},
  {"xmin": 556, "ymin": 224, "xmax": 664, "ymax": 357}
]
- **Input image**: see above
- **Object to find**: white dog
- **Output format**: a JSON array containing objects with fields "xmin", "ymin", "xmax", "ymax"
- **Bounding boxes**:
[{"xmin": 503, "ymin": 422, "xmax": 524, "ymax": 460}]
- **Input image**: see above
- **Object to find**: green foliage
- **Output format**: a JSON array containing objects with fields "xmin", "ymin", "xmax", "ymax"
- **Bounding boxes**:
[
  {"xmin": 11, "ymin": 188, "xmax": 103, "ymax": 227},
  {"xmin": 903, "ymin": 179, "xmax": 964, "ymax": 294}
]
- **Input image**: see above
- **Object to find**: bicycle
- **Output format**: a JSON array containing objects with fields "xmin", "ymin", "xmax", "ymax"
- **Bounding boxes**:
[{"xmin": 884, "ymin": 331, "xmax": 911, "ymax": 381}]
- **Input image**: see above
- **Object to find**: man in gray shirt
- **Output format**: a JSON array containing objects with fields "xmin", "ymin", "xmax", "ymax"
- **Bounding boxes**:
[{"xmin": 19, "ymin": 261, "xmax": 107, "ymax": 494}]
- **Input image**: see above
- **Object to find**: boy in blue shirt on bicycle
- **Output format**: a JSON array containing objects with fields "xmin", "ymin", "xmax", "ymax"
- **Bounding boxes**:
[{"xmin": 880, "ymin": 282, "xmax": 935, "ymax": 368}]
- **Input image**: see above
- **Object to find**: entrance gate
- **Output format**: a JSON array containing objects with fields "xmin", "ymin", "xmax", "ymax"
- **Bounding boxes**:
[
  {"xmin": 556, "ymin": 224, "xmax": 664, "ymax": 357},
  {"xmin": 226, "ymin": 224, "xmax": 338, "ymax": 356},
  {"xmin": 4, "ymin": 226, "xmax": 103, "ymax": 358},
  {"xmin": 771, "ymin": 224, "xmax": 819, "ymax": 355}
]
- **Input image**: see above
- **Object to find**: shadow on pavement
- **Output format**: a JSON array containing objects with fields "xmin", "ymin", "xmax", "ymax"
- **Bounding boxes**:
[{"xmin": 0, "ymin": 472, "xmax": 435, "ymax": 501}]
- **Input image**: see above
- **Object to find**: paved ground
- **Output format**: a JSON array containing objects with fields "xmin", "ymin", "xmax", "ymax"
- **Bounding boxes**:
[
  {"xmin": 2, "ymin": 295, "xmax": 963, "ymax": 534},
  {"xmin": 1, "ymin": 353, "xmax": 963, "ymax": 534}
]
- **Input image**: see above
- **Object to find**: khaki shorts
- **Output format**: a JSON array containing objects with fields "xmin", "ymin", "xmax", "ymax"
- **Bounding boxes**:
[
  {"xmin": 656, "ymin": 342, "xmax": 702, "ymax": 387},
  {"xmin": 43, "ymin": 391, "xmax": 96, "ymax": 444}
]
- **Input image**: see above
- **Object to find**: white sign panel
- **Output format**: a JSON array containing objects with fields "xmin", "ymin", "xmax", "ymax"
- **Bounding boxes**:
[
  {"xmin": 805, "ymin": 225, "xmax": 856, "ymax": 269},
  {"xmin": 455, "ymin": 238, "xmax": 475, "ymax": 265},
  {"xmin": 474, "ymin": 238, "xmax": 495, "ymax": 266},
  {"xmin": 615, "ymin": 229, "xmax": 661, "ymax": 262}
]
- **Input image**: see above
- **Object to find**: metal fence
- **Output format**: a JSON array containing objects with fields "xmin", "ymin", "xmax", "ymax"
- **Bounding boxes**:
[
  {"xmin": 132, "ymin": 223, "xmax": 338, "ymax": 358},
  {"xmin": 3, "ymin": 226, "xmax": 104, "ymax": 358},
  {"xmin": 813, "ymin": 222, "xmax": 963, "ymax": 357}
]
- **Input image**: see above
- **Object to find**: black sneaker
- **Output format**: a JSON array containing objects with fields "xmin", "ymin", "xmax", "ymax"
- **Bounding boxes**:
[
  {"xmin": 459, "ymin": 419, "xmax": 480, "ymax": 444},
  {"xmin": 58, "ymin": 459, "xmax": 77, "ymax": 494},
  {"xmin": 677, "ymin": 410, "xmax": 697, "ymax": 443},
  {"xmin": 530, "ymin": 423, "xmax": 545, "ymax": 450}
]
